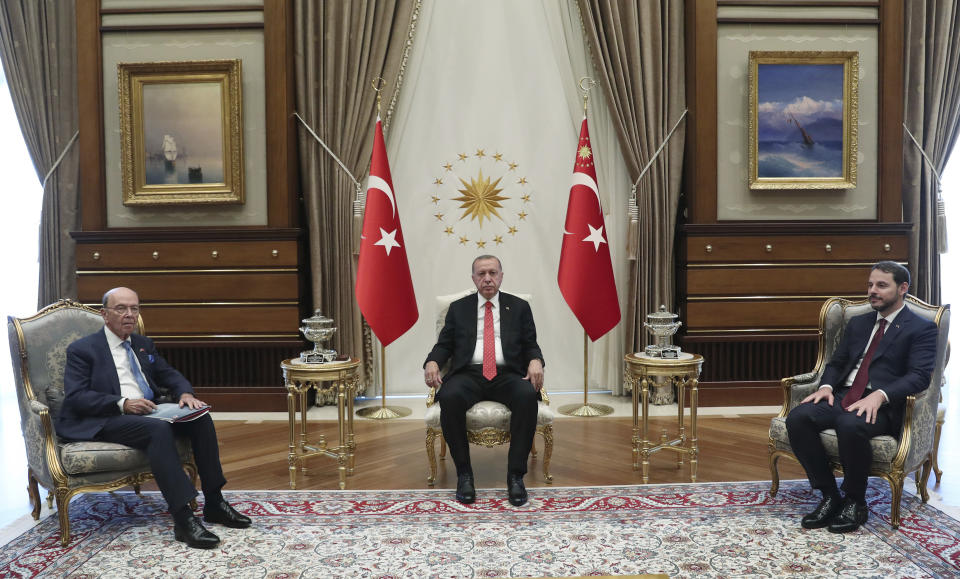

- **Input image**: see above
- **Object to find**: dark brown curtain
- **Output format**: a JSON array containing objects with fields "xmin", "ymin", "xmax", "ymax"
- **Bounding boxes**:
[
  {"xmin": 294, "ymin": 0, "xmax": 418, "ymax": 388},
  {"xmin": 0, "ymin": 0, "xmax": 79, "ymax": 307},
  {"xmin": 578, "ymin": 0, "xmax": 686, "ymax": 352},
  {"xmin": 903, "ymin": 0, "xmax": 960, "ymax": 303}
]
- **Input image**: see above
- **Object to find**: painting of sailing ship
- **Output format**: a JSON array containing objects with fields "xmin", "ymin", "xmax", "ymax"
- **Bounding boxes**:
[
  {"xmin": 748, "ymin": 51, "xmax": 858, "ymax": 190},
  {"xmin": 142, "ymin": 82, "xmax": 224, "ymax": 186},
  {"xmin": 118, "ymin": 59, "xmax": 243, "ymax": 205}
]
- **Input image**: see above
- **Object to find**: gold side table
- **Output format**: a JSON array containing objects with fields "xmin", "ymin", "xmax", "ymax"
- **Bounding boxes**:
[
  {"xmin": 623, "ymin": 352, "xmax": 704, "ymax": 484},
  {"xmin": 281, "ymin": 357, "xmax": 360, "ymax": 489}
]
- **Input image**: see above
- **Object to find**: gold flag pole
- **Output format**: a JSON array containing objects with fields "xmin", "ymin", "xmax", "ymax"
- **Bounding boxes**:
[
  {"xmin": 357, "ymin": 343, "xmax": 411, "ymax": 419},
  {"xmin": 356, "ymin": 76, "xmax": 411, "ymax": 420},
  {"xmin": 559, "ymin": 331, "xmax": 614, "ymax": 417},
  {"xmin": 558, "ymin": 77, "xmax": 614, "ymax": 418}
]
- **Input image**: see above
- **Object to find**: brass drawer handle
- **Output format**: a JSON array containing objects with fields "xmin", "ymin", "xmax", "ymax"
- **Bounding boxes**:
[
  {"xmin": 211, "ymin": 250, "xmax": 219, "ymax": 259},
  {"xmin": 272, "ymin": 249, "xmax": 279, "ymax": 258},
  {"xmin": 765, "ymin": 244, "xmax": 773, "ymax": 253},
  {"xmin": 883, "ymin": 243, "xmax": 891, "ymax": 252},
  {"xmin": 704, "ymin": 244, "xmax": 712, "ymax": 254},
  {"xmin": 92, "ymin": 251, "xmax": 101, "ymax": 261},
  {"xmin": 825, "ymin": 244, "xmax": 832, "ymax": 253},
  {"xmin": 152, "ymin": 251, "xmax": 159, "ymax": 260}
]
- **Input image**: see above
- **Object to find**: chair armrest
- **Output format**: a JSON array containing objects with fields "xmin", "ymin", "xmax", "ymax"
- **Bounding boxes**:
[
  {"xmin": 777, "ymin": 373, "xmax": 820, "ymax": 418},
  {"xmin": 426, "ymin": 386, "xmax": 437, "ymax": 407}
]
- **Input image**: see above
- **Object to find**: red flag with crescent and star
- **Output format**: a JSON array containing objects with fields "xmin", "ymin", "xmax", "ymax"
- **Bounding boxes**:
[
  {"xmin": 356, "ymin": 116, "xmax": 418, "ymax": 346},
  {"xmin": 558, "ymin": 117, "xmax": 621, "ymax": 341}
]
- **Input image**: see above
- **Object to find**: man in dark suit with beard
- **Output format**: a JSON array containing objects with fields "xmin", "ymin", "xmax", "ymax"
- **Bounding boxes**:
[
  {"xmin": 56, "ymin": 287, "xmax": 251, "ymax": 549},
  {"xmin": 786, "ymin": 261, "xmax": 937, "ymax": 533},
  {"xmin": 424, "ymin": 255, "xmax": 544, "ymax": 506}
]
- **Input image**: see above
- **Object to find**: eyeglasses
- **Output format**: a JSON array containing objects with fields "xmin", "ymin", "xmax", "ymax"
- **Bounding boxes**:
[{"xmin": 107, "ymin": 305, "xmax": 140, "ymax": 315}]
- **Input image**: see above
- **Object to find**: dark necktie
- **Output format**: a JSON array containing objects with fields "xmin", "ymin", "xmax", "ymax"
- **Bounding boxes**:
[
  {"xmin": 482, "ymin": 301, "xmax": 497, "ymax": 380},
  {"xmin": 122, "ymin": 341, "xmax": 155, "ymax": 400},
  {"xmin": 841, "ymin": 318, "xmax": 886, "ymax": 410}
]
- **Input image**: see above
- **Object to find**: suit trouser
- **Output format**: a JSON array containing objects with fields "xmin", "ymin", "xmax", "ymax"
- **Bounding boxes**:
[
  {"xmin": 785, "ymin": 396, "xmax": 894, "ymax": 503},
  {"xmin": 97, "ymin": 413, "xmax": 227, "ymax": 514},
  {"xmin": 436, "ymin": 365, "xmax": 539, "ymax": 478}
]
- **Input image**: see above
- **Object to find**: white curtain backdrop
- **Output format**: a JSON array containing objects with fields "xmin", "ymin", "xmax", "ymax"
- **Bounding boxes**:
[{"xmin": 374, "ymin": 0, "xmax": 632, "ymax": 397}]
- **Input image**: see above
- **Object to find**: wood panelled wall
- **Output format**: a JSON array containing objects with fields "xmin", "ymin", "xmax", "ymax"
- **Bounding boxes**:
[
  {"xmin": 73, "ymin": 1, "xmax": 303, "ymax": 411},
  {"xmin": 679, "ymin": 1, "xmax": 907, "ymax": 405}
]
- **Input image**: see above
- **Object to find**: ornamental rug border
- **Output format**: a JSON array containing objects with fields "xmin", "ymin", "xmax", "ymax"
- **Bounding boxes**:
[{"xmin": 1, "ymin": 481, "xmax": 958, "ymax": 578}]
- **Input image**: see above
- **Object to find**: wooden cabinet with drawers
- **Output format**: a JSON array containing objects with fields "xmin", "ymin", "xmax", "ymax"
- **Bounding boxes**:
[
  {"xmin": 677, "ymin": 223, "xmax": 912, "ymax": 405},
  {"xmin": 73, "ymin": 228, "xmax": 306, "ymax": 411}
]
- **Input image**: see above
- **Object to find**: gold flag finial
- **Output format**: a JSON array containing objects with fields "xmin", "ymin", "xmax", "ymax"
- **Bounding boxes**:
[{"xmin": 578, "ymin": 77, "xmax": 597, "ymax": 115}]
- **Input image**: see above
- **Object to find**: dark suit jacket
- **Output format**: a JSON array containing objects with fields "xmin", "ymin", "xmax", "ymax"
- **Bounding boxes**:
[
  {"xmin": 56, "ymin": 329, "xmax": 194, "ymax": 441},
  {"xmin": 820, "ymin": 305, "xmax": 938, "ymax": 428},
  {"xmin": 425, "ymin": 291, "xmax": 544, "ymax": 378}
]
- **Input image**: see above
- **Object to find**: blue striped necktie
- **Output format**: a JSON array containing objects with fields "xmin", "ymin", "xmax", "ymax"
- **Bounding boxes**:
[{"xmin": 122, "ymin": 341, "xmax": 155, "ymax": 400}]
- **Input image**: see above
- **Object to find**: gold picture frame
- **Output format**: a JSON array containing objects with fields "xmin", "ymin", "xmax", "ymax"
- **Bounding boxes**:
[
  {"xmin": 118, "ymin": 59, "xmax": 244, "ymax": 205},
  {"xmin": 748, "ymin": 51, "xmax": 858, "ymax": 190}
]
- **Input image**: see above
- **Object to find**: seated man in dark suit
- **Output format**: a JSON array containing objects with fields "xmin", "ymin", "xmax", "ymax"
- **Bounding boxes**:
[
  {"xmin": 56, "ymin": 287, "xmax": 251, "ymax": 549},
  {"xmin": 424, "ymin": 255, "xmax": 544, "ymax": 506},
  {"xmin": 786, "ymin": 261, "xmax": 937, "ymax": 533}
]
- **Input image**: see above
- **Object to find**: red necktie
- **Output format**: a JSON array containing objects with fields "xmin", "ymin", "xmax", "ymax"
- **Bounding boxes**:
[
  {"xmin": 483, "ymin": 301, "xmax": 497, "ymax": 380},
  {"xmin": 841, "ymin": 318, "xmax": 887, "ymax": 410}
]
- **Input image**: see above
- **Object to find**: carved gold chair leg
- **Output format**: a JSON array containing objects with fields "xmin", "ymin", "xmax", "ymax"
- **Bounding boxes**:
[
  {"xmin": 887, "ymin": 473, "xmax": 906, "ymax": 529},
  {"xmin": 440, "ymin": 436, "xmax": 446, "ymax": 460},
  {"xmin": 426, "ymin": 428, "xmax": 439, "ymax": 486},
  {"xmin": 540, "ymin": 425, "xmax": 554, "ymax": 483},
  {"xmin": 55, "ymin": 488, "xmax": 73, "ymax": 547},
  {"xmin": 768, "ymin": 450, "xmax": 782, "ymax": 497},
  {"xmin": 46, "ymin": 492, "xmax": 53, "ymax": 510},
  {"xmin": 531, "ymin": 438, "xmax": 538, "ymax": 459},
  {"xmin": 26, "ymin": 471, "xmax": 41, "ymax": 520}
]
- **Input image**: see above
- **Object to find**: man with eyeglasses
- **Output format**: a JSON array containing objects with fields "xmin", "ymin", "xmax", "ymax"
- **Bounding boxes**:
[{"xmin": 56, "ymin": 287, "xmax": 250, "ymax": 549}]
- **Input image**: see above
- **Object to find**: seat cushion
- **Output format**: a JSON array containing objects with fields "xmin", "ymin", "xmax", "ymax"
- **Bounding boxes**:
[
  {"xmin": 58, "ymin": 437, "xmax": 193, "ymax": 476},
  {"xmin": 769, "ymin": 416, "xmax": 900, "ymax": 468},
  {"xmin": 425, "ymin": 400, "xmax": 555, "ymax": 430}
]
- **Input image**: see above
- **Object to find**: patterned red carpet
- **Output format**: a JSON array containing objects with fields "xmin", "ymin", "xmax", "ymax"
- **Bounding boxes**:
[{"xmin": 1, "ymin": 481, "xmax": 958, "ymax": 577}]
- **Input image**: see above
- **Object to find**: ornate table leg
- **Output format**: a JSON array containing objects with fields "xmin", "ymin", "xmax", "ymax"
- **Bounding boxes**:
[
  {"xmin": 689, "ymin": 377, "xmax": 699, "ymax": 482},
  {"xmin": 336, "ymin": 382, "xmax": 347, "ymax": 489},
  {"xmin": 627, "ymin": 371, "xmax": 640, "ymax": 471},
  {"xmin": 675, "ymin": 375, "xmax": 685, "ymax": 469},
  {"xmin": 641, "ymin": 375, "xmax": 651, "ymax": 484},
  {"xmin": 287, "ymin": 386, "xmax": 298, "ymax": 489},
  {"xmin": 346, "ymin": 374, "xmax": 357, "ymax": 474}
]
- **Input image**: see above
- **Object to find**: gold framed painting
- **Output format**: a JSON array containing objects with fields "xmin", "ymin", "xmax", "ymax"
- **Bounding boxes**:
[
  {"xmin": 118, "ymin": 59, "xmax": 244, "ymax": 205},
  {"xmin": 747, "ymin": 51, "xmax": 858, "ymax": 190}
]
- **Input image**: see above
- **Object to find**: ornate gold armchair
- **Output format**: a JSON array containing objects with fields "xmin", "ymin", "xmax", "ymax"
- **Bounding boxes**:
[
  {"xmin": 8, "ymin": 299, "xmax": 196, "ymax": 545},
  {"xmin": 425, "ymin": 289, "xmax": 555, "ymax": 486},
  {"xmin": 768, "ymin": 295, "xmax": 950, "ymax": 528}
]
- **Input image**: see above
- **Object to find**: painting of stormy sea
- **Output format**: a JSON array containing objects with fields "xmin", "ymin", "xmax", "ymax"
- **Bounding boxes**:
[{"xmin": 756, "ymin": 62, "xmax": 844, "ymax": 179}]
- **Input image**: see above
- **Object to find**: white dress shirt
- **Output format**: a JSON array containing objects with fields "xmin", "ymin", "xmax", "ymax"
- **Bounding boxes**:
[
  {"xmin": 471, "ymin": 292, "xmax": 506, "ymax": 366},
  {"xmin": 819, "ymin": 304, "xmax": 905, "ymax": 402},
  {"xmin": 104, "ymin": 326, "xmax": 148, "ymax": 412}
]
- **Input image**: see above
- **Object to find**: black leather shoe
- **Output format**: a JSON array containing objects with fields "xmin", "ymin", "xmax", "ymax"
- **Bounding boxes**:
[
  {"xmin": 801, "ymin": 494, "xmax": 843, "ymax": 529},
  {"xmin": 174, "ymin": 515, "xmax": 220, "ymax": 549},
  {"xmin": 507, "ymin": 474, "xmax": 527, "ymax": 506},
  {"xmin": 828, "ymin": 498, "xmax": 868, "ymax": 533},
  {"xmin": 456, "ymin": 473, "xmax": 476, "ymax": 504},
  {"xmin": 204, "ymin": 498, "xmax": 252, "ymax": 529}
]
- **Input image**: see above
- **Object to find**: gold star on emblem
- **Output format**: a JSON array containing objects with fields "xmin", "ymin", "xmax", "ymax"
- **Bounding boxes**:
[
  {"xmin": 443, "ymin": 163, "xmax": 453, "ymax": 171},
  {"xmin": 459, "ymin": 235, "xmax": 469, "ymax": 245},
  {"xmin": 475, "ymin": 149, "xmax": 485, "ymax": 158},
  {"xmin": 431, "ymin": 195, "xmax": 441, "ymax": 204},
  {"xmin": 458, "ymin": 153, "xmax": 468, "ymax": 161},
  {"xmin": 508, "ymin": 225, "xmax": 518, "ymax": 235},
  {"xmin": 493, "ymin": 153, "xmax": 503, "ymax": 161},
  {"xmin": 521, "ymin": 194, "xmax": 531, "ymax": 202},
  {"xmin": 434, "ymin": 213, "xmax": 444, "ymax": 221},
  {"xmin": 517, "ymin": 177, "xmax": 527, "ymax": 185},
  {"xmin": 493, "ymin": 235, "xmax": 504, "ymax": 245},
  {"xmin": 476, "ymin": 239, "xmax": 486, "ymax": 249},
  {"xmin": 444, "ymin": 226, "xmax": 454, "ymax": 236},
  {"xmin": 434, "ymin": 178, "xmax": 443, "ymax": 185},
  {"xmin": 517, "ymin": 211, "xmax": 528, "ymax": 221},
  {"xmin": 578, "ymin": 145, "xmax": 592, "ymax": 160},
  {"xmin": 508, "ymin": 162, "xmax": 518, "ymax": 171},
  {"xmin": 453, "ymin": 169, "xmax": 508, "ymax": 227}
]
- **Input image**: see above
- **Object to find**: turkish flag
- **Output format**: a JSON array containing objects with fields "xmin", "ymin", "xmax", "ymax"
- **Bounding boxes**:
[
  {"xmin": 558, "ymin": 117, "xmax": 621, "ymax": 341},
  {"xmin": 356, "ymin": 116, "xmax": 418, "ymax": 346}
]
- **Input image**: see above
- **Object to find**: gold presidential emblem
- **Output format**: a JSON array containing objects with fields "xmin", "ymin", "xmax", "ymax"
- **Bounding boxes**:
[{"xmin": 428, "ymin": 148, "xmax": 533, "ymax": 248}]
